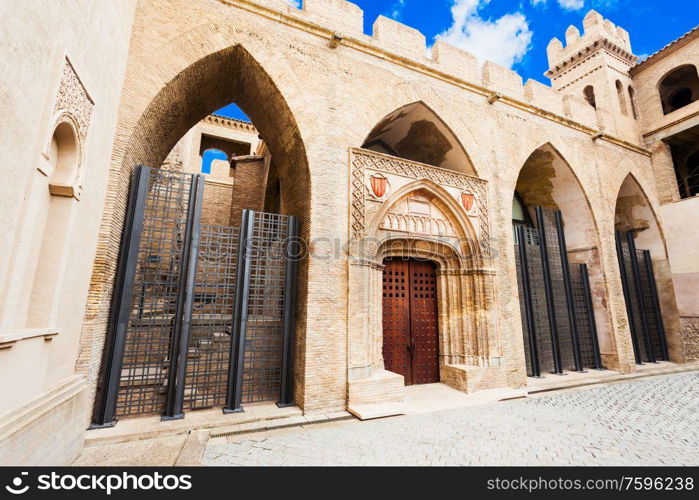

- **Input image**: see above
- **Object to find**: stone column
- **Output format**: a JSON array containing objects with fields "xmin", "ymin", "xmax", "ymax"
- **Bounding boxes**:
[{"xmin": 649, "ymin": 140, "xmax": 680, "ymax": 205}]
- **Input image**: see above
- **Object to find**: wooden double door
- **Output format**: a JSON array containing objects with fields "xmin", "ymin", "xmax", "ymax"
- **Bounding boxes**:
[{"xmin": 382, "ymin": 258, "xmax": 440, "ymax": 385}]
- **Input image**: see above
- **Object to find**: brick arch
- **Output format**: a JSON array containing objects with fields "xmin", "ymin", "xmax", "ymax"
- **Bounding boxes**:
[
  {"xmin": 510, "ymin": 142, "xmax": 616, "ymax": 369},
  {"xmin": 613, "ymin": 173, "xmax": 684, "ymax": 362},
  {"xmin": 80, "ymin": 42, "xmax": 312, "ymax": 413},
  {"xmin": 513, "ymin": 142, "xmax": 600, "ymax": 251},
  {"xmin": 352, "ymin": 80, "xmax": 485, "ymax": 176},
  {"xmin": 614, "ymin": 173, "xmax": 668, "ymax": 260}
]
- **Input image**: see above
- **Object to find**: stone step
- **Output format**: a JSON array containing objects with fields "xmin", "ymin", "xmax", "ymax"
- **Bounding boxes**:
[{"xmin": 209, "ymin": 411, "xmax": 353, "ymax": 438}]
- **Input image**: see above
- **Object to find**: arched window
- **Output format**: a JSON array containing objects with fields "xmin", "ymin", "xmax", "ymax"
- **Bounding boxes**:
[
  {"xmin": 27, "ymin": 122, "xmax": 80, "ymax": 327},
  {"xmin": 628, "ymin": 86, "xmax": 638, "ymax": 120},
  {"xmin": 201, "ymin": 148, "xmax": 228, "ymax": 174},
  {"xmin": 659, "ymin": 65, "xmax": 699, "ymax": 114},
  {"xmin": 616, "ymin": 80, "xmax": 628, "ymax": 115},
  {"xmin": 583, "ymin": 85, "xmax": 596, "ymax": 109}
]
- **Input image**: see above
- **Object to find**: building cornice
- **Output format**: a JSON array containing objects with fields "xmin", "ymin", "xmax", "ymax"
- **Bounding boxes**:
[
  {"xmin": 631, "ymin": 25, "xmax": 699, "ymax": 75},
  {"xmin": 546, "ymin": 38, "xmax": 637, "ymax": 79},
  {"xmin": 206, "ymin": 113, "xmax": 258, "ymax": 133}
]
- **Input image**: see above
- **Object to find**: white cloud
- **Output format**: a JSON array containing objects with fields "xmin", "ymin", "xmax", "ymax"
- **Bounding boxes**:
[
  {"xmin": 389, "ymin": 0, "xmax": 407, "ymax": 20},
  {"xmin": 531, "ymin": 0, "xmax": 548, "ymax": 6},
  {"xmin": 436, "ymin": 0, "xmax": 533, "ymax": 69},
  {"xmin": 557, "ymin": 0, "xmax": 585, "ymax": 9}
]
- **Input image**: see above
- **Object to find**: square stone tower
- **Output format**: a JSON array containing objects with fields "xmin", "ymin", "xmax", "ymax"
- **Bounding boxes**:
[{"xmin": 546, "ymin": 10, "xmax": 641, "ymax": 142}]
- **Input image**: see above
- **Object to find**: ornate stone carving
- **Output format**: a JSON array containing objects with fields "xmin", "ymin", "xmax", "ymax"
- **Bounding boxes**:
[
  {"xmin": 350, "ymin": 148, "xmax": 491, "ymax": 256},
  {"xmin": 53, "ymin": 59, "xmax": 94, "ymax": 141}
]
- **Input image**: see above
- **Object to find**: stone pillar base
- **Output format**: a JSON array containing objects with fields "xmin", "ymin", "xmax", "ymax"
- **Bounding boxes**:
[
  {"xmin": 440, "ymin": 364, "xmax": 507, "ymax": 393},
  {"xmin": 347, "ymin": 370, "xmax": 405, "ymax": 420},
  {"xmin": 601, "ymin": 353, "xmax": 636, "ymax": 374}
]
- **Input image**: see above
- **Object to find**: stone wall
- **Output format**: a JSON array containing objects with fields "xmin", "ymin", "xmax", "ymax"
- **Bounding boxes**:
[
  {"xmin": 0, "ymin": 0, "xmax": 696, "ymax": 464},
  {"xmin": 0, "ymin": 0, "xmax": 137, "ymax": 465},
  {"xmin": 77, "ymin": 0, "xmax": 682, "ymax": 422}
]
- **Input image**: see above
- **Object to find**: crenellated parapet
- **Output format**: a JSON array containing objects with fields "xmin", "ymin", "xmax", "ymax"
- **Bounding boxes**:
[
  {"xmin": 546, "ymin": 10, "xmax": 637, "ymax": 79},
  {"xmin": 244, "ymin": 1, "xmax": 640, "ymax": 141}
]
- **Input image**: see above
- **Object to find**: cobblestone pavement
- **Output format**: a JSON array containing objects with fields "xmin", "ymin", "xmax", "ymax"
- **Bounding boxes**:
[{"xmin": 203, "ymin": 372, "xmax": 699, "ymax": 466}]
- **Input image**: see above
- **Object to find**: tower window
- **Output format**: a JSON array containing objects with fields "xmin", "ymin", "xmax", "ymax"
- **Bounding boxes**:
[
  {"xmin": 616, "ymin": 80, "xmax": 628, "ymax": 115},
  {"xmin": 628, "ymin": 86, "xmax": 638, "ymax": 120},
  {"xmin": 583, "ymin": 85, "xmax": 596, "ymax": 109}
]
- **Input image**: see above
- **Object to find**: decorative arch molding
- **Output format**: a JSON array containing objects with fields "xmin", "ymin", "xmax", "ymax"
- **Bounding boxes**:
[
  {"xmin": 347, "ymin": 148, "xmax": 502, "ymax": 414},
  {"xmin": 366, "ymin": 179, "xmax": 479, "ymax": 265},
  {"xmin": 39, "ymin": 59, "xmax": 94, "ymax": 199},
  {"xmin": 350, "ymin": 148, "xmax": 490, "ymax": 263}
]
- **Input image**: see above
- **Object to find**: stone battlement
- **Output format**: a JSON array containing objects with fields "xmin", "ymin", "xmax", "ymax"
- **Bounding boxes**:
[
  {"xmin": 245, "ymin": 1, "xmax": 606, "ymax": 131},
  {"xmin": 546, "ymin": 10, "xmax": 635, "ymax": 71}
]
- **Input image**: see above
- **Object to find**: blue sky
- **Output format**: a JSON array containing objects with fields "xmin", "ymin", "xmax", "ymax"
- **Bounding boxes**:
[{"xmin": 217, "ymin": 0, "xmax": 698, "ymax": 121}]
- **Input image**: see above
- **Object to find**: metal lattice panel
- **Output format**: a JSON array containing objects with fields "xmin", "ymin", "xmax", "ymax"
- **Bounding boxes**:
[
  {"xmin": 116, "ymin": 169, "xmax": 192, "ymax": 417},
  {"xmin": 183, "ymin": 225, "xmax": 239, "ymax": 410},
  {"xmin": 522, "ymin": 228, "xmax": 556, "ymax": 374},
  {"xmin": 240, "ymin": 212, "xmax": 289, "ymax": 403},
  {"xmin": 514, "ymin": 242, "xmax": 534, "ymax": 376},
  {"xmin": 570, "ymin": 264, "xmax": 597, "ymax": 368},
  {"xmin": 618, "ymin": 236, "xmax": 649, "ymax": 362},
  {"xmin": 540, "ymin": 209, "xmax": 576, "ymax": 372},
  {"xmin": 637, "ymin": 251, "xmax": 667, "ymax": 361}
]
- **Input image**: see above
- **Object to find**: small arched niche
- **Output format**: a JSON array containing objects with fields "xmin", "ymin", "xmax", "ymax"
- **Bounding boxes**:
[
  {"xmin": 27, "ymin": 121, "xmax": 81, "ymax": 327},
  {"xmin": 361, "ymin": 102, "xmax": 475, "ymax": 175},
  {"xmin": 659, "ymin": 65, "xmax": 699, "ymax": 115},
  {"xmin": 46, "ymin": 121, "xmax": 80, "ymax": 198}
]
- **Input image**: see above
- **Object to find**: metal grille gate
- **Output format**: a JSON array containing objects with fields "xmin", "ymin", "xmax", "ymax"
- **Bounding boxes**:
[
  {"xmin": 615, "ymin": 231, "xmax": 668, "ymax": 364},
  {"xmin": 514, "ymin": 207, "xmax": 602, "ymax": 377},
  {"xmin": 92, "ymin": 166, "xmax": 299, "ymax": 427}
]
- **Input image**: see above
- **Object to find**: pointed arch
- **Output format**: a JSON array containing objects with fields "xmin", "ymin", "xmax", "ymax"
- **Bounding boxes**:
[
  {"xmin": 511, "ymin": 142, "xmax": 612, "ymax": 366},
  {"xmin": 361, "ymin": 101, "xmax": 476, "ymax": 176},
  {"xmin": 367, "ymin": 179, "xmax": 480, "ymax": 262},
  {"xmin": 513, "ymin": 142, "xmax": 599, "ymax": 251},
  {"xmin": 614, "ymin": 173, "xmax": 668, "ymax": 260},
  {"xmin": 119, "ymin": 44, "xmax": 310, "ymax": 209},
  {"xmin": 84, "ymin": 42, "xmax": 314, "ymax": 415},
  {"xmin": 613, "ymin": 173, "xmax": 683, "ymax": 363}
]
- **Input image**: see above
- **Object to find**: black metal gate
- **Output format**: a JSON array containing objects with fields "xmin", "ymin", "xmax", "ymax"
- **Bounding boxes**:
[
  {"xmin": 615, "ymin": 231, "xmax": 669, "ymax": 364},
  {"xmin": 92, "ymin": 166, "xmax": 299, "ymax": 427},
  {"xmin": 514, "ymin": 207, "xmax": 602, "ymax": 377}
]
